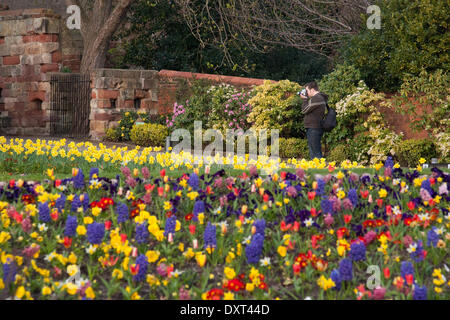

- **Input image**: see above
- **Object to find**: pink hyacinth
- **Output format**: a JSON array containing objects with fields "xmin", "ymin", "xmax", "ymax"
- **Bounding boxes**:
[
  {"xmin": 342, "ymin": 198, "xmax": 354, "ymax": 211},
  {"xmin": 363, "ymin": 230, "xmax": 377, "ymax": 245},
  {"xmin": 439, "ymin": 183, "xmax": 448, "ymax": 195},
  {"xmin": 324, "ymin": 214, "xmax": 334, "ymax": 227},
  {"xmin": 296, "ymin": 168, "xmax": 305, "ymax": 180},
  {"xmin": 419, "ymin": 188, "xmax": 432, "ymax": 201},
  {"xmin": 372, "ymin": 287, "xmax": 386, "ymax": 300},
  {"xmin": 141, "ymin": 167, "xmax": 150, "ymax": 180}
]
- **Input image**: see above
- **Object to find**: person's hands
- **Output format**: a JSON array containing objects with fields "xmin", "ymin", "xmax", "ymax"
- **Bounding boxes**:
[{"xmin": 300, "ymin": 94, "xmax": 307, "ymax": 99}]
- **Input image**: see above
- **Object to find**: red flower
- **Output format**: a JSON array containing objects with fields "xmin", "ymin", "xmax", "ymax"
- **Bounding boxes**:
[
  {"xmin": 280, "ymin": 171, "xmax": 287, "ymax": 180},
  {"xmin": 104, "ymin": 220, "xmax": 112, "ymax": 230},
  {"xmin": 405, "ymin": 274, "xmax": 414, "ymax": 286},
  {"xmin": 307, "ymin": 191, "xmax": 316, "ymax": 200},
  {"xmin": 223, "ymin": 278, "xmax": 245, "ymax": 292},
  {"xmin": 206, "ymin": 186, "xmax": 214, "ymax": 195},
  {"xmin": 189, "ymin": 224, "xmax": 196, "ymax": 235},
  {"xmin": 63, "ymin": 237, "xmax": 72, "ymax": 249},
  {"xmin": 130, "ymin": 264, "xmax": 140, "ymax": 276},
  {"xmin": 360, "ymin": 190, "xmax": 369, "ymax": 199},
  {"xmin": 55, "ymin": 179, "xmax": 61, "ymax": 187},
  {"xmin": 50, "ymin": 210, "xmax": 59, "ymax": 221},
  {"xmin": 293, "ymin": 263, "xmax": 301, "ymax": 275},
  {"xmin": 144, "ymin": 184, "xmax": 155, "ymax": 193},
  {"xmin": 293, "ymin": 221, "xmax": 300, "ymax": 232},
  {"xmin": 344, "ymin": 215, "xmax": 352, "ymax": 224},
  {"xmin": 280, "ymin": 221, "xmax": 292, "ymax": 232},
  {"xmin": 185, "ymin": 213, "xmax": 193, "ymax": 221},
  {"xmin": 263, "ymin": 193, "xmax": 269, "ymax": 202},
  {"xmin": 383, "ymin": 267, "xmax": 390, "ymax": 279},
  {"xmin": 160, "ymin": 169, "xmax": 166, "ymax": 178},
  {"xmin": 157, "ymin": 187, "xmax": 164, "ymax": 197},
  {"xmin": 376, "ymin": 198, "xmax": 383, "ymax": 207},
  {"xmin": 120, "ymin": 234, "xmax": 127, "ymax": 243},
  {"xmin": 310, "ymin": 207, "xmax": 318, "ymax": 217},
  {"xmin": 205, "ymin": 288, "xmax": 224, "ymax": 300},
  {"xmin": 407, "ymin": 201, "xmax": 415, "ymax": 211},
  {"xmin": 337, "ymin": 227, "xmax": 348, "ymax": 239},
  {"xmin": 9, "ymin": 179, "xmax": 15, "ymax": 188}
]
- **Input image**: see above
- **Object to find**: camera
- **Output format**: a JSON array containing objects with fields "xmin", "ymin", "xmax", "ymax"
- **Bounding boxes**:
[{"xmin": 298, "ymin": 88, "xmax": 307, "ymax": 97}]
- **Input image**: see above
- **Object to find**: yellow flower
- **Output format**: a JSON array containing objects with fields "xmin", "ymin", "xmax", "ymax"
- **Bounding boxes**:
[
  {"xmin": 42, "ymin": 286, "xmax": 52, "ymax": 296},
  {"xmin": 419, "ymin": 158, "xmax": 426, "ymax": 164},
  {"xmin": 0, "ymin": 279, "xmax": 4, "ymax": 290},
  {"xmin": 92, "ymin": 207, "xmax": 102, "ymax": 217},
  {"xmin": 224, "ymin": 292, "xmax": 235, "ymax": 300},
  {"xmin": 245, "ymin": 283, "xmax": 255, "ymax": 292},
  {"xmin": 178, "ymin": 243, "xmax": 184, "ymax": 252},
  {"xmin": 378, "ymin": 189, "xmax": 387, "ymax": 198},
  {"xmin": 183, "ymin": 248, "xmax": 195, "ymax": 259},
  {"xmin": 336, "ymin": 171, "xmax": 344, "ymax": 180},
  {"xmin": 277, "ymin": 246, "xmax": 287, "ymax": 258},
  {"xmin": 85, "ymin": 287, "xmax": 95, "ymax": 299},
  {"xmin": 112, "ymin": 269, "xmax": 123, "ymax": 279},
  {"xmin": 198, "ymin": 213, "xmax": 205, "ymax": 225},
  {"xmin": 15, "ymin": 286, "xmax": 26, "ymax": 299},
  {"xmin": 67, "ymin": 264, "xmax": 79, "ymax": 276},
  {"xmin": 145, "ymin": 250, "xmax": 160, "ymax": 263},
  {"xmin": 317, "ymin": 275, "xmax": 335, "ymax": 291},
  {"xmin": 195, "ymin": 252, "xmax": 207, "ymax": 267},
  {"xmin": 224, "ymin": 267, "xmax": 236, "ymax": 280},
  {"xmin": 76, "ymin": 225, "xmax": 87, "ymax": 236},
  {"xmin": 68, "ymin": 252, "xmax": 77, "ymax": 264}
]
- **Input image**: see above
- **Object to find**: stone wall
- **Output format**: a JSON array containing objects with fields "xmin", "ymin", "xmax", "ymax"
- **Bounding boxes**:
[
  {"xmin": 89, "ymin": 68, "xmax": 268, "ymax": 139},
  {"xmin": 0, "ymin": 8, "xmax": 62, "ymax": 135}
]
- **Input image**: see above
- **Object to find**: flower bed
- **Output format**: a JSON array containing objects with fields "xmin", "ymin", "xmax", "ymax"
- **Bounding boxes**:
[{"xmin": 0, "ymin": 156, "xmax": 449, "ymax": 300}]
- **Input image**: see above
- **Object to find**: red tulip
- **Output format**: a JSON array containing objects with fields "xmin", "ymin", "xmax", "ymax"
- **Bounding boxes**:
[
  {"xmin": 376, "ymin": 198, "xmax": 383, "ymax": 207},
  {"xmin": 160, "ymin": 169, "xmax": 166, "ymax": 177},
  {"xmin": 104, "ymin": 220, "xmax": 112, "ymax": 230},
  {"xmin": 63, "ymin": 237, "xmax": 72, "ymax": 249},
  {"xmin": 189, "ymin": 224, "xmax": 196, "ymax": 235},
  {"xmin": 293, "ymin": 263, "xmax": 301, "ymax": 275},
  {"xmin": 130, "ymin": 264, "xmax": 140, "ymax": 276},
  {"xmin": 407, "ymin": 201, "xmax": 415, "ymax": 211},
  {"xmin": 307, "ymin": 191, "xmax": 316, "ymax": 200},
  {"xmin": 360, "ymin": 190, "xmax": 369, "ymax": 199},
  {"xmin": 344, "ymin": 215, "xmax": 352, "ymax": 224},
  {"xmin": 405, "ymin": 274, "xmax": 414, "ymax": 286},
  {"xmin": 383, "ymin": 267, "xmax": 390, "ymax": 279}
]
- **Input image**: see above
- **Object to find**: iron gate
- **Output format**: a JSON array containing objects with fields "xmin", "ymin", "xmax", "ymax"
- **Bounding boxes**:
[{"xmin": 50, "ymin": 73, "xmax": 91, "ymax": 138}]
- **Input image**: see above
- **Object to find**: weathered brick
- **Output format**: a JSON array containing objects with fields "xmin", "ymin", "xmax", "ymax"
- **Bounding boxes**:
[
  {"xmin": 22, "ymin": 34, "xmax": 58, "ymax": 43},
  {"xmin": 123, "ymin": 100, "xmax": 134, "ymax": 109},
  {"xmin": 2, "ymin": 55, "xmax": 20, "ymax": 65},
  {"xmin": 0, "ymin": 37, "xmax": 5, "ymax": 45},
  {"xmin": 51, "ymin": 51, "xmax": 61, "ymax": 63},
  {"xmin": 0, "ymin": 65, "xmax": 22, "ymax": 77},
  {"xmin": 28, "ymin": 91, "xmax": 46, "ymax": 102},
  {"xmin": 97, "ymin": 89, "xmax": 119, "ymax": 99},
  {"xmin": 40, "ymin": 63, "xmax": 59, "ymax": 73},
  {"xmin": 96, "ymin": 99, "xmax": 111, "ymax": 109}
]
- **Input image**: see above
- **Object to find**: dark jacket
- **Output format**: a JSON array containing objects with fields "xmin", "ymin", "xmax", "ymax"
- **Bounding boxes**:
[{"xmin": 301, "ymin": 92, "xmax": 328, "ymax": 128}]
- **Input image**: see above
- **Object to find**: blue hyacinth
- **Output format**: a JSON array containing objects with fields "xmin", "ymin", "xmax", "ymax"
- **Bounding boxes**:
[
  {"xmin": 348, "ymin": 188, "xmax": 358, "ymax": 208},
  {"xmin": 349, "ymin": 242, "xmax": 366, "ymax": 261},
  {"xmin": 193, "ymin": 200, "xmax": 205, "ymax": 222},
  {"xmin": 427, "ymin": 228, "xmax": 439, "ymax": 247},
  {"xmin": 203, "ymin": 222, "xmax": 217, "ymax": 250},
  {"xmin": 400, "ymin": 261, "xmax": 414, "ymax": 280},
  {"xmin": 321, "ymin": 199, "xmax": 334, "ymax": 215},
  {"xmin": 413, "ymin": 285, "xmax": 427, "ymax": 300},
  {"xmin": 245, "ymin": 233, "xmax": 264, "ymax": 265},
  {"xmin": 64, "ymin": 215, "xmax": 78, "ymax": 237},
  {"xmin": 38, "ymin": 202, "xmax": 51, "ymax": 223},
  {"xmin": 339, "ymin": 258, "xmax": 353, "ymax": 281},
  {"xmin": 87, "ymin": 222, "xmax": 105, "ymax": 244},
  {"xmin": 135, "ymin": 223, "xmax": 149, "ymax": 244},
  {"xmin": 3, "ymin": 259, "xmax": 17, "ymax": 282},
  {"xmin": 316, "ymin": 179, "xmax": 325, "ymax": 195},
  {"xmin": 55, "ymin": 193, "xmax": 66, "ymax": 212},
  {"xmin": 420, "ymin": 179, "xmax": 433, "ymax": 196},
  {"xmin": 133, "ymin": 254, "xmax": 149, "ymax": 282},
  {"xmin": 188, "ymin": 172, "xmax": 200, "ymax": 190},
  {"xmin": 164, "ymin": 215, "xmax": 177, "ymax": 237},
  {"xmin": 384, "ymin": 156, "xmax": 394, "ymax": 169},
  {"xmin": 116, "ymin": 203, "xmax": 129, "ymax": 223},
  {"xmin": 89, "ymin": 167, "xmax": 99, "ymax": 180},
  {"xmin": 252, "ymin": 219, "xmax": 266, "ymax": 237},
  {"xmin": 73, "ymin": 169, "xmax": 85, "ymax": 189},
  {"xmin": 71, "ymin": 195, "xmax": 82, "ymax": 213},
  {"xmin": 330, "ymin": 269, "xmax": 341, "ymax": 291}
]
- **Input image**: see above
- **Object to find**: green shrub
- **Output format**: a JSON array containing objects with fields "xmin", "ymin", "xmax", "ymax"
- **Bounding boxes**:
[
  {"xmin": 247, "ymin": 80, "xmax": 304, "ymax": 138},
  {"xmin": 130, "ymin": 123, "xmax": 168, "ymax": 147},
  {"xmin": 116, "ymin": 111, "xmax": 139, "ymax": 141},
  {"xmin": 341, "ymin": 0, "xmax": 449, "ymax": 91},
  {"xmin": 104, "ymin": 127, "xmax": 121, "ymax": 142},
  {"xmin": 276, "ymin": 138, "xmax": 309, "ymax": 159},
  {"xmin": 394, "ymin": 139, "xmax": 438, "ymax": 167},
  {"xmin": 327, "ymin": 144, "xmax": 351, "ymax": 164}
]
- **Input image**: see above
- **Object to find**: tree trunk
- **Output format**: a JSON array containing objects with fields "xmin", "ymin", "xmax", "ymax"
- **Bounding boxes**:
[{"xmin": 66, "ymin": 0, "xmax": 133, "ymax": 74}]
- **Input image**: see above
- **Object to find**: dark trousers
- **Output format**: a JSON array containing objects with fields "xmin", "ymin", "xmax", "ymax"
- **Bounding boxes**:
[{"xmin": 306, "ymin": 128, "xmax": 323, "ymax": 160}]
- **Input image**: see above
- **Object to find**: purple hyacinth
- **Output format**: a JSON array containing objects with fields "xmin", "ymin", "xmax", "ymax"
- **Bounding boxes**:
[
  {"xmin": 339, "ymin": 258, "xmax": 353, "ymax": 281},
  {"xmin": 116, "ymin": 203, "xmax": 129, "ymax": 223},
  {"xmin": 400, "ymin": 261, "xmax": 414, "ymax": 280},
  {"xmin": 89, "ymin": 167, "xmax": 99, "ymax": 180},
  {"xmin": 384, "ymin": 156, "xmax": 394, "ymax": 169},
  {"xmin": 38, "ymin": 202, "xmax": 51, "ymax": 223},
  {"xmin": 188, "ymin": 172, "xmax": 200, "ymax": 190},
  {"xmin": 73, "ymin": 169, "xmax": 85, "ymax": 189},
  {"xmin": 135, "ymin": 223, "xmax": 149, "ymax": 244},
  {"xmin": 193, "ymin": 200, "xmax": 205, "ymax": 222},
  {"xmin": 316, "ymin": 179, "xmax": 325, "ymax": 195},
  {"xmin": 245, "ymin": 233, "xmax": 264, "ymax": 265},
  {"xmin": 133, "ymin": 254, "xmax": 149, "ymax": 282},
  {"xmin": 71, "ymin": 195, "xmax": 82, "ymax": 213},
  {"xmin": 55, "ymin": 194, "xmax": 66, "ymax": 212},
  {"xmin": 410, "ymin": 240, "xmax": 425, "ymax": 262},
  {"xmin": 87, "ymin": 222, "xmax": 105, "ymax": 244},
  {"xmin": 413, "ymin": 285, "xmax": 427, "ymax": 300},
  {"xmin": 420, "ymin": 179, "xmax": 433, "ymax": 196},
  {"xmin": 2, "ymin": 259, "xmax": 17, "ymax": 282},
  {"xmin": 164, "ymin": 215, "xmax": 176, "ymax": 237},
  {"xmin": 321, "ymin": 199, "xmax": 333, "ymax": 215},
  {"xmin": 252, "ymin": 219, "xmax": 266, "ymax": 237},
  {"xmin": 81, "ymin": 193, "xmax": 90, "ymax": 211},
  {"xmin": 64, "ymin": 215, "xmax": 77, "ymax": 237},
  {"xmin": 349, "ymin": 242, "xmax": 366, "ymax": 261},
  {"xmin": 348, "ymin": 188, "xmax": 358, "ymax": 207},
  {"xmin": 427, "ymin": 228, "xmax": 439, "ymax": 247},
  {"xmin": 203, "ymin": 222, "xmax": 217, "ymax": 250},
  {"xmin": 330, "ymin": 269, "xmax": 341, "ymax": 291}
]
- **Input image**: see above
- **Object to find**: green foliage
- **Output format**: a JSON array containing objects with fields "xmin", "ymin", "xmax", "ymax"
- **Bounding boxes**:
[
  {"xmin": 278, "ymin": 138, "xmax": 309, "ymax": 159},
  {"xmin": 394, "ymin": 138, "xmax": 438, "ymax": 167},
  {"xmin": 326, "ymin": 144, "xmax": 351, "ymax": 164},
  {"xmin": 104, "ymin": 128, "xmax": 121, "ymax": 142},
  {"xmin": 130, "ymin": 123, "xmax": 168, "ymax": 147},
  {"xmin": 318, "ymin": 64, "xmax": 362, "ymax": 107},
  {"xmin": 116, "ymin": 111, "xmax": 139, "ymax": 141},
  {"xmin": 341, "ymin": 0, "xmax": 449, "ymax": 91},
  {"xmin": 247, "ymin": 80, "xmax": 304, "ymax": 138}
]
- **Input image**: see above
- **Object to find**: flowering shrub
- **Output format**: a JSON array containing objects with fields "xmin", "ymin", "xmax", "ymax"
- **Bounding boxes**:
[
  {"xmin": 213, "ymin": 92, "xmax": 254, "ymax": 132},
  {"xmin": 130, "ymin": 123, "xmax": 168, "ymax": 147},
  {"xmin": 247, "ymin": 80, "xmax": 304, "ymax": 138}
]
